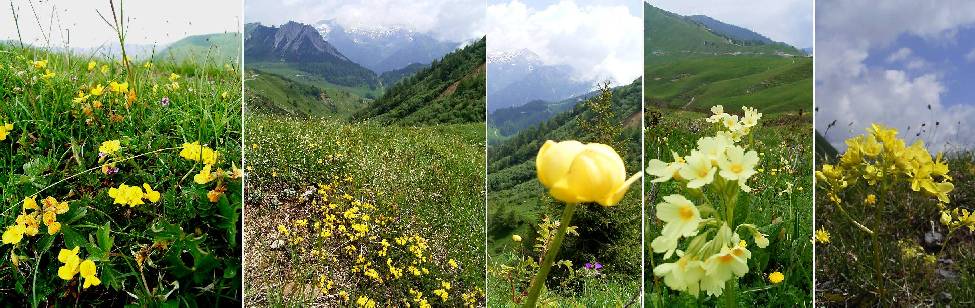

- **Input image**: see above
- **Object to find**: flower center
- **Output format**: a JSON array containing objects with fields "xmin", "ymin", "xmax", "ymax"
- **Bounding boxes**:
[
  {"xmin": 718, "ymin": 254, "xmax": 734, "ymax": 263},
  {"xmin": 730, "ymin": 163, "xmax": 743, "ymax": 173},
  {"xmin": 697, "ymin": 167, "xmax": 708, "ymax": 178},
  {"xmin": 679, "ymin": 206, "xmax": 694, "ymax": 220}
]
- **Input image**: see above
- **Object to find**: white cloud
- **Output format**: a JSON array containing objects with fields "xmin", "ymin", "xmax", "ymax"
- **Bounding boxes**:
[
  {"xmin": 966, "ymin": 49, "xmax": 975, "ymax": 63},
  {"xmin": 0, "ymin": 0, "xmax": 240, "ymax": 48},
  {"xmin": 816, "ymin": 0, "xmax": 975, "ymax": 151},
  {"xmin": 245, "ymin": 0, "xmax": 485, "ymax": 43},
  {"xmin": 651, "ymin": 0, "xmax": 812, "ymax": 48},
  {"xmin": 486, "ymin": 0, "xmax": 642, "ymax": 84},
  {"xmin": 886, "ymin": 48, "xmax": 912, "ymax": 63}
]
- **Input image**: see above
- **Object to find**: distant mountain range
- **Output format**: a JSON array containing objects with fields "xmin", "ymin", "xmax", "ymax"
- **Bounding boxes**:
[
  {"xmin": 487, "ymin": 48, "xmax": 593, "ymax": 112},
  {"xmin": 316, "ymin": 19, "xmax": 459, "ymax": 74},
  {"xmin": 159, "ymin": 33, "xmax": 241, "ymax": 64},
  {"xmin": 245, "ymin": 21, "xmax": 379, "ymax": 88}
]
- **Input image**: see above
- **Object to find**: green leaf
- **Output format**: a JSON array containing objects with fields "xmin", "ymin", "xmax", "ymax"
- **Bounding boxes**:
[
  {"xmin": 36, "ymin": 234, "xmax": 55, "ymax": 254},
  {"xmin": 96, "ymin": 222, "xmax": 114, "ymax": 255},
  {"xmin": 60, "ymin": 226, "xmax": 86, "ymax": 251},
  {"xmin": 217, "ymin": 193, "xmax": 240, "ymax": 248}
]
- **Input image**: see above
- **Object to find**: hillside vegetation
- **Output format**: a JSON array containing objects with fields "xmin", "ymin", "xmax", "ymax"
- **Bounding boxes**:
[
  {"xmin": 353, "ymin": 37, "xmax": 486, "ymax": 125},
  {"xmin": 159, "ymin": 33, "xmax": 241, "ymax": 65}
]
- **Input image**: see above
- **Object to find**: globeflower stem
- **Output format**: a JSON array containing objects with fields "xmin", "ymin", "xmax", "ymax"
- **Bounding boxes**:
[{"xmin": 523, "ymin": 202, "xmax": 578, "ymax": 307}]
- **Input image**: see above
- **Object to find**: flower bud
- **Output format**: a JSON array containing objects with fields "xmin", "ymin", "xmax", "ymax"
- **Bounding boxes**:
[{"xmin": 536, "ymin": 140, "xmax": 640, "ymax": 206}]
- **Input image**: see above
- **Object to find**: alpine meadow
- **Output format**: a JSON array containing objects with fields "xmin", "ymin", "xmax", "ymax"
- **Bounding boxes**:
[
  {"xmin": 241, "ymin": 5, "xmax": 487, "ymax": 305},
  {"xmin": 0, "ymin": 1, "xmax": 243, "ymax": 305},
  {"xmin": 644, "ymin": 3, "xmax": 813, "ymax": 307}
]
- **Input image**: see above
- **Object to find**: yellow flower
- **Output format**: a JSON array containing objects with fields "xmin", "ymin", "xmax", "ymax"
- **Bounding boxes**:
[
  {"xmin": 647, "ymin": 152, "xmax": 685, "ymax": 183},
  {"xmin": 941, "ymin": 211, "xmax": 952, "ymax": 226},
  {"xmin": 23, "ymin": 196, "xmax": 38, "ymax": 210},
  {"xmin": 143, "ymin": 183, "xmax": 161, "ymax": 203},
  {"xmin": 57, "ymin": 246, "xmax": 81, "ymax": 280},
  {"xmin": 79, "ymin": 259, "xmax": 101, "ymax": 288},
  {"xmin": 195, "ymin": 164, "xmax": 215, "ymax": 184},
  {"xmin": 33, "ymin": 60, "xmax": 48, "ymax": 69},
  {"xmin": 701, "ymin": 246, "xmax": 750, "ymax": 297},
  {"xmin": 717, "ymin": 145, "xmax": 759, "ymax": 192},
  {"xmin": 47, "ymin": 221, "xmax": 61, "ymax": 235},
  {"xmin": 2, "ymin": 225, "xmax": 26, "ymax": 245},
  {"xmin": 169, "ymin": 73, "xmax": 180, "ymax": 82},
  {"xmin": 768, "ymin": 271, "xmax": 784, "ymax": 284},
  {"xmin": 679, "ymin": 150, "xmax": 716, "ymax": 189},
  {"xmin": 109, "ymin": 81, "xmax": 128, "ymax": 93},
  {"xmin": 100, "ymin": 64, "xmax": 109, "ymax": 74},
  {"xmin": 42, "ymin": 69, "xmax": 56, "ymax": 79},
  {"xmin": 221, "ymin": 91, "xmax": 230, "ymax": 99},
  {"xmin": 143, "ymin": 62, "xmax": 153, "ymax": 69},
  {"xmin": 448, "ymin": 258, "xmax": 458, "ymax": 269},
  {"xmin": 99, "ymin": 140, "xmax": 122, "ymax": 155},
  {"xmin": 108, "ymin": 183, "xmax": 146, "ymax": 207},
  {"xmin": 654, "ymin": 254, "xmax": 706, "ymax": 297},
  {"xmin": 535, "ymin": 140, "xmax": 641, "ymax": 206},
  {"xmin": 87, "ymin": 61, "xmax": 97, "ymax": 71},
  {"xmin": 815, "ymin": 228, "xmax": 830, "ymax": 244},
  {"xmin": 0, "ymin": 122, "xmax": 13, "ymax": 140},
  {"xmin": 90, "ymin": 84, "xmax": 105, "ymax": 96},
  {"xmin": 861, "ymin": 194, "xmax": 876, "ymax": 205},
  {"xmin": 511, "ymin": 234, "xmax": 522, "ymax": 242},
  {"xmin": 653, "ymin": 194, "xmax": 702, "ymax": 258},
  {"xmin": 180, "ymin": 142, "xmax": 219, "ymax": 165}
]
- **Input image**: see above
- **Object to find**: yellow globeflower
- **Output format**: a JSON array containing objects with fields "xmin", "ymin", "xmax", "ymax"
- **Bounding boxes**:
[
  {"xmin": 535, "ymin": 140, "xmax": 641, "ymax": 206},
  {"xmin": 768, "ymin": 271, "xmax": 785, "ymax": 284}
]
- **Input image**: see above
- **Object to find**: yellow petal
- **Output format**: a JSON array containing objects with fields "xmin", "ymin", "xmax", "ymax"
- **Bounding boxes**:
[{"xmin": 536, "ymin": 140, "xmax": 585, "ymax": 189}]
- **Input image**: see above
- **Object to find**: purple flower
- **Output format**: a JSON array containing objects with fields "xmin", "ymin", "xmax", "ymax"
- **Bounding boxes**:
[
  {"xmin": 106, "ymin": 167, "xmax": 119, "ymax": 175},
  {"xmin": 160, "ymin": 97, "xmax": 170, "ymax": 107},
  {"xmin": 594, "ymin": 263, "xmax": 603, "ymax": 270},
  {"xmin": 98, "ymin": 152, "xmax": 108, "ymax": 158},
  {"xmin": 585, "ymin": 263, "xmax": 593, "ymax": 269}
]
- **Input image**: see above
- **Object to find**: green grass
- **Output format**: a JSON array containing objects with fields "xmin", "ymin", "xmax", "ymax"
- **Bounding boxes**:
[
  {"xmin": 247, "ymin": 62, "xmax": 383, "ymax": 99},
  {"xmin": 0, "ymin": 42, "xmax": 242, "ymax": 305},
  {"xmin": 646, "ymin": 55, "xmax": 812, "ymax": 114},
  {"xmin": 644, "ymin": 3, "xmax": 803, "ymax": 57},
  {"xmin": 245, "ymin": 69, "xmax": 367, "ymax": 118},
  {"xmin": 644, "ymin": 109, "xmax": 814, "ymax": 307},
  {"xmin": 243, "ymin": 114, "xmax": 486, "ymax": 306}
]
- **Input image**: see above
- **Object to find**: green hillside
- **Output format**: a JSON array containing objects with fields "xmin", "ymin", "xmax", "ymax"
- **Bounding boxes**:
[
  {"xmin": 646, "ymin": 55, "xmax": 812, "ymax": 113},
  {"xmin": 353, "ymin": 37, "xmax": 486, "ymax": 125},
  {"xmin": 159, "ymin": 33, "xmax": 241, "ymax": 65},
  {"xmin": 645, "ymin": 3, "xmax": 801, "ymax": 61},
  {"xmin": 244, "ymin": 69, "xmax": 367, "ymax": 118}
]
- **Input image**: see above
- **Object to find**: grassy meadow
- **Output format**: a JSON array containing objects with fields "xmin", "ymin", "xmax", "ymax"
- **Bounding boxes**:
[
  {"xmin": 644, "ymin": 108, "xmax": 813, "ymax": 307},
  {"xmin": 242, "ymin": 38, "xmax": 486, "ymax": 306},
  {"xmin": 0, "ymin": 38, "xmax": 242, "ymax": 306}
]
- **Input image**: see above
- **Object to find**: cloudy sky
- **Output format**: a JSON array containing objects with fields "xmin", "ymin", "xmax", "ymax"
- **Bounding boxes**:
[
  {"xmin": 651, "ymin": 0, "xmax": 812, "ymax": 49},
  {"xmin": 245, "ymin": 0, "xmax": 485, "ymax": 43},
  {"xmin": 487, "ymin": 0, "xmax": 642, "ymax": 84},
  {"xmin": 0, "ymin": 0, "xmax": 239, "ymax": 49},
  {"xmin": 816, "ymin": 0, "xmax": 975, "ymax": 152}
]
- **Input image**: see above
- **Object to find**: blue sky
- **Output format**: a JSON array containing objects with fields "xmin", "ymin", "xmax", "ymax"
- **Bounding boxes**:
[
  {"xmin": 863, "ymin": 29, "xmax": 975, "ymax": 108},
  {"xmin": 493, "ymin": 0, "xmax": 642, "ymax": 17},
  {"xmin": 816, "ymin": 0, "xmax": 975, "ymax": 152}
]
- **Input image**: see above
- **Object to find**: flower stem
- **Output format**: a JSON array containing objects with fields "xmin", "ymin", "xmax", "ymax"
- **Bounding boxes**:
[
  {"xmin": 523, "ymin": 202, "xmax": 578, "ymax": 307},
  {"xmin": 721, "ymin": 277, "xmax": 738, "ymax": 308}
]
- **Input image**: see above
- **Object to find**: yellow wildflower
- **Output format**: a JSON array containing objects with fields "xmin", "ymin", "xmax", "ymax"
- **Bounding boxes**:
[
  {"xmin": 768, "ymin": 271, "xmax": 784, "ymax": 284},
  {"xmin": 99, "ymin": 140, "xmax": 122, "ymax": 155},
  {"xmin": 0, "ymin": 122, "xmax": 13, "ymax": 140},
  {"xmin": 109, "ymin": 81, "xmax": 128, "ymax": 93},
  {"xmin": 108, "ymin": 183, "xmax": 146, "ymax": 207},
  {"xmin": 143, "ymin": 183, "xmax": 161, "ymax": 203},
  {"xmin": 90, "ymin": 84, "xmax": 105, "ymax": 96},
  {"xmin": 33, "ymin": 60, "xmax": 47, "ymax": 69},
  {"xmin": 815, "ymin": 228, "xmax": 830, "ymax": 244},
  {"xmin": 536, "ymin": 140, "xmax": 642, "ymax": 206},
  {"xmin": 87, "ymin": 60, "xmax": 96, "ymax": 71}
]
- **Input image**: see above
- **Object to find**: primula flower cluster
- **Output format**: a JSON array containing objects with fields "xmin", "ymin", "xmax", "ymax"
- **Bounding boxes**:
[
  {"xmin": 2, "ymin": 196, "xmax": 70, "ymax": 245},
  {"xmin": 57, "ymin": 246, "xmax": 101, "ymax": 288},
  {"xmin": 648, "ymin": 106, "xmax": 770, "ymax": 297}
]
